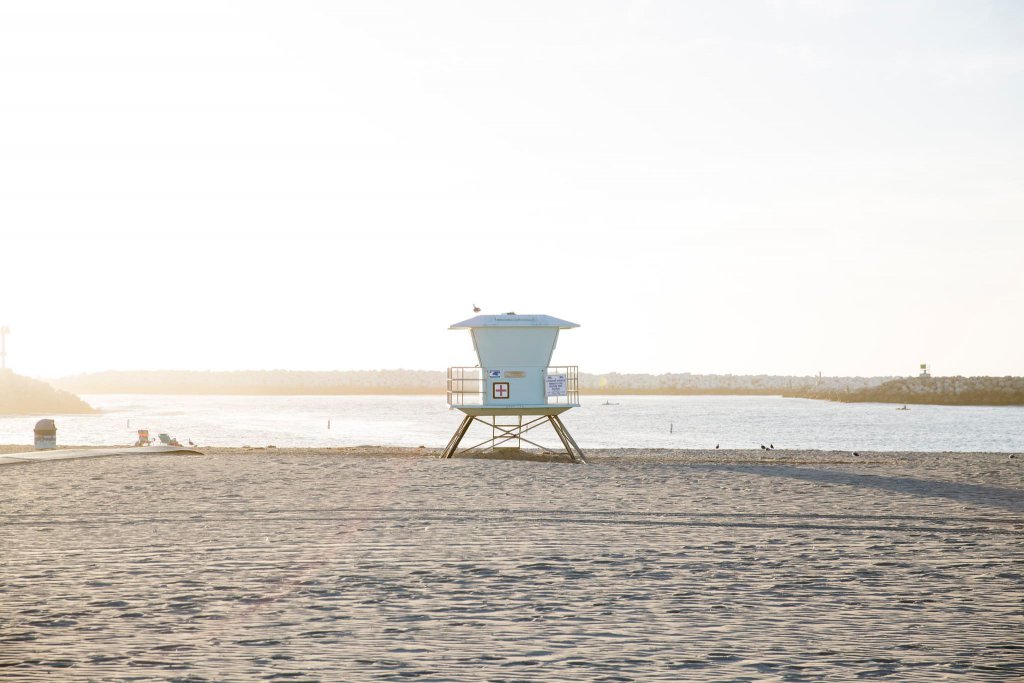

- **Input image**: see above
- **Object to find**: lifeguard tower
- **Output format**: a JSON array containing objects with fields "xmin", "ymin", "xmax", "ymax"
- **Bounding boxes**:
[{"xmin": 442, "ymin": 313, "xmax": 586, "ymax": 463}]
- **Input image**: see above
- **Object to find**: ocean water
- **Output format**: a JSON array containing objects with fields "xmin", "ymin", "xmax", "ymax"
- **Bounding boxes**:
[{"xmin": 0, "ymin": 394, "xmax": 1021, "ymax": 452}]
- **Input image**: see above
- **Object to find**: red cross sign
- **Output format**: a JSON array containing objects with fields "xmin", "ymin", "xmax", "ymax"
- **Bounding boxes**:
[{"xmin": 492, "ymin": 382, "xmax": 510, "ymax": 400}]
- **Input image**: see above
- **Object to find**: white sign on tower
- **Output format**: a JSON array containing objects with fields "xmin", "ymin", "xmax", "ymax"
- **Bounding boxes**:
[{"xmin": 545, "ymin": 373, "xmax": 567, "ymax": 397}]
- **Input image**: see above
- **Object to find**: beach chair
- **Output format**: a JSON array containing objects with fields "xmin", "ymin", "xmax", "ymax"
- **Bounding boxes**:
[{"xmin": 157, "ymin": 433, "xmax": 181, "ymax": 447}]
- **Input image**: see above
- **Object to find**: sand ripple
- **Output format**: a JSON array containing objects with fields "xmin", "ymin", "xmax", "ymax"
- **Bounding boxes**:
[{"xmin": 2, "ymin": 452, "xmax": 1022, "ymax": 681}]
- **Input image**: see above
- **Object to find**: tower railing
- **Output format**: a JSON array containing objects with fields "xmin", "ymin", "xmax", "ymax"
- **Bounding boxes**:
[
  {"xmin": 447, "ymin": 366, "xmax": 484, "ymax": 406},
  {"xmin": 446, "ymin": 366, "xmax": 580, "ymax": 406},
  {"xmin": 544, "ymin": 365, "xmax": 579, "ymax": 405}
]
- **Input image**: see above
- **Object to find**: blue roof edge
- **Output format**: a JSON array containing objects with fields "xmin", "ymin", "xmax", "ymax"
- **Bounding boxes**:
[{"xmin": 449, "ymin": 314, "xmax": 579, "ymax": 330}]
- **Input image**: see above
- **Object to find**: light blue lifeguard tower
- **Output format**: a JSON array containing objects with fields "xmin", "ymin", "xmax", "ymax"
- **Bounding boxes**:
[{"xmin": 442, "ymin": 313, "xmax": 586, "ymax": 463}]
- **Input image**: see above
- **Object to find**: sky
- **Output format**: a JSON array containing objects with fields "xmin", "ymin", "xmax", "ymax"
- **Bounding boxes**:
[{"xmin": 1, "ymin": 0, "xmax": 1021, "ymax": 378}]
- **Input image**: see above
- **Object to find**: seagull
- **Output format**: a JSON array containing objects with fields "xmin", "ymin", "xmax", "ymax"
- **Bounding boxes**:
[
  {"xmin": 760, "ymin": 444, "xmax": 767, "ymax": 450},
  {"xmin": 472, "ymin": 304, "xmax": 481, "ymax": 313},
  {"xmin": 715, "ymin": 444, "xmax": 719, "ymax": 449},
  {"xmin": 770, "ymin": 443, "xmax": 774, "ymax": 450},
  {"xmin": 853, "ymin": 451, "xmax": 860, "ymax": 457},
  {"xmin": 188, "ymin": 439, "xmax": 196, "ymax": 447}
]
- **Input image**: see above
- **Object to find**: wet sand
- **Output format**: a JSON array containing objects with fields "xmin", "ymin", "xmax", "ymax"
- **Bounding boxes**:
[{"xmin": 2, "ymin": 447, "xmax": 1022, "ymax": 680}]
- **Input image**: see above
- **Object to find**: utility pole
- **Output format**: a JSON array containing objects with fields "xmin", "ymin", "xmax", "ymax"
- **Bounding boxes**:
[{"xmin": 0, "ymin": 326, "xmax": 9, "ymax": 370}]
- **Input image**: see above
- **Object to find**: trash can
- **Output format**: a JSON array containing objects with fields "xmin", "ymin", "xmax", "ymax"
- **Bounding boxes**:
[{"xmin": 34, "ymin": 419, "xmax": 57, "ymax": 450}]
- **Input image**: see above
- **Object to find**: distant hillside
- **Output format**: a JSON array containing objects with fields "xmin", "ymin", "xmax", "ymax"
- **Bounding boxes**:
[
  {"xmin": 44, "ymin": 370, "xmax": 1024, "ymax": 405},
  {"xmin": 790, "ymin": 376, "xmax": 1024, "ymax": 406},
  {"xmin": 578, "ymin": 372, "xmax": 890, "ymax": 395},
  {"xmin": 55, "ymin": 370, "xmax": 445, "ymax": 395},
  {"xmin": 54, "ymin": 369, "xmax": 892, "ymax": 397},
  {"xmin": 0, "ymin": 369, "xmax": 96, "ymax": 415}
]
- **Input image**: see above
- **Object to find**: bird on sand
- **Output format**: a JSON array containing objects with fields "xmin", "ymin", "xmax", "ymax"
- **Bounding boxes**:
[
  {"xmin": 472, "ymin": 304, "xmax": 481, "ymax": 313},
  {"xmin": 760, "ymin": 444, "xmax": 767, "ymax": 450},
  {"xmin": 188, "ymin": 439, "xmax": 196, "ymax": 447},
  {"xmin": 770, "ymin": 443, "xmax": 775, "ymax": 450},
  {"xmin": 853, "ymin": 451, "xmax": 860, "ymax": 457},
  {"xmin": 715, "ymin": 444, "xmax": 720, "ymax": 449}
]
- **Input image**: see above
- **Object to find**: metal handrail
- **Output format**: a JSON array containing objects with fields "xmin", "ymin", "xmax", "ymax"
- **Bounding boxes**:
[
  {"xmin": 545, "ymin": 365, "xmax": 579, "ymax": 405},
  {"xmin": 446, "ymin": 366, "xmax": 579, "ymax": 406},
  {"xmin": 447, "ymin": 366, "xmax": 484, "ymax": 406}
]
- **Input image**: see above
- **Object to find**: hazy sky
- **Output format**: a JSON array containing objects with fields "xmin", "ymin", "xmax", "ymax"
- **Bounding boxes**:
[{"xmin": 1, "ymin": 1, "xmax": 1021, "ymax": 378}]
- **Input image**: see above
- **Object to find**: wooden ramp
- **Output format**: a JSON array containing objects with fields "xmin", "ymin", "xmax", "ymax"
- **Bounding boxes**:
[{"xmin": 0, "ymin": 445, "xmax": 202, "ymax": 466}]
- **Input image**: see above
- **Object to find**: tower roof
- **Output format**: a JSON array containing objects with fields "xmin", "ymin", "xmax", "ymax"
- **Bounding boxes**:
[{"xmin": 449, "ymin": 313, "xmax": 579, "ymax": 330}]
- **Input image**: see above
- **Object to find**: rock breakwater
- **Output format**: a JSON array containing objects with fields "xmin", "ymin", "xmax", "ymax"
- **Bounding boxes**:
[
  {"xmin": 0, "ymin": 369, "xmax": 95, "ymax": 415},
  {"xmin": 788, "ymin": 376, "xmax": 1024, "ymax": 406}
]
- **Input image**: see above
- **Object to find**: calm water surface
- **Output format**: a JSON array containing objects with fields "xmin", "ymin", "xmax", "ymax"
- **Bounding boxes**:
[{"xmin": 0, "ymin": 394, "xmax": 1021, "ymax": 452}]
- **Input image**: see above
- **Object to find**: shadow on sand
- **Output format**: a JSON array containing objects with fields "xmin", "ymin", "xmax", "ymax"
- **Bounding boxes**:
[{"xmin": 718, "ymin": 464, "xmax": 1024, "ymax": 512}]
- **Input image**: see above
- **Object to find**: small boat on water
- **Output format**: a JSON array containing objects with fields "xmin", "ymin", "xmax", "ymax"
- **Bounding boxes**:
[{"xmin": 601, "ymin": 400, "xmax": 620, "ymax": 406}]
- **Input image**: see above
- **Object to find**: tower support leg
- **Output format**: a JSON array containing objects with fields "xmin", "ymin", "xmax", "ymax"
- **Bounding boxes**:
[
  {"xmin": 440, "ymin": 414, "xmax": 586, "ymax": 464},
  {"xmin": 548, "ymin": 415, "xmax": 587, "ymax": 464},
  {"xmin": 440, "ymin": 415, "xmax": 473, "ymax": 459}
]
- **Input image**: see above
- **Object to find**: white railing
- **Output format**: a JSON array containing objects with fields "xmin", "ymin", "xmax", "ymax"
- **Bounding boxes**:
[
  {"xmin": 544, "ymin": 365, "xmax": 579, "ymax": 405},
  {"xmin": 447, "ymin": 366, "xmax": 484, "ymax": 406},
  {"xmin": 447, "ymin": 366, "xmax": 579, "ymax": 406}
]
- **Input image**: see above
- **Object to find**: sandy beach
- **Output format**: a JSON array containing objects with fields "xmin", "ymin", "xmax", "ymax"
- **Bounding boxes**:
[
  {"xmin": 3, "ymin": 443, "xmax": 1021, "ymax": 464},
  {"xmin": 2, "ymin": 446, "xmax": 1021, "ymax": 681},
  {"xmin": 5, "ymin": 0, "xmax": 1023, "ymax": 680}
]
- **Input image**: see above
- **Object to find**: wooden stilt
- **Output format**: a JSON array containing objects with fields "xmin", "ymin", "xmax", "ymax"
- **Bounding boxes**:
[
  {"xmin": 440, "ymin": 414, "xmax": 586, "ymax": 464},
  {"xmin": 440, "ymin": 415, "xmax": 473, "ymax": 459},
  {"xmin": 548, "ymin": 414, "xmax": 587, "ymax": 464}
]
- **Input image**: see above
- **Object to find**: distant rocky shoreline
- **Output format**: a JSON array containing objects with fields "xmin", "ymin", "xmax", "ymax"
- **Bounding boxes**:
[
  {"xmin": 47, "ymin": 370, "xmax": 1024, "ymax": 406},
  {"xmin": 0, "ymin": 369, "xmax": 95, "ymax": 415},
  {"xmin": 786, "ymin": 376, "xmax": 1024, "ymax": 407}
]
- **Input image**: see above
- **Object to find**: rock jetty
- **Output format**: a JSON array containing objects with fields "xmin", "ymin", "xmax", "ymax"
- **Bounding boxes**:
[
  {"xmin": 0, "ymin": 369, "xmax": 95, "ymax": 415},
  {"xmin": 787, "ymin": 376, "xmax": 1024, "ymax": 406}
]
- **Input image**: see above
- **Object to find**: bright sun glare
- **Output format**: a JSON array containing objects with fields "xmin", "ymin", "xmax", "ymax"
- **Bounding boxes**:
[{"xmin": 1, "ymin": 1, "xmax": 1021, "ymax": 378}]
